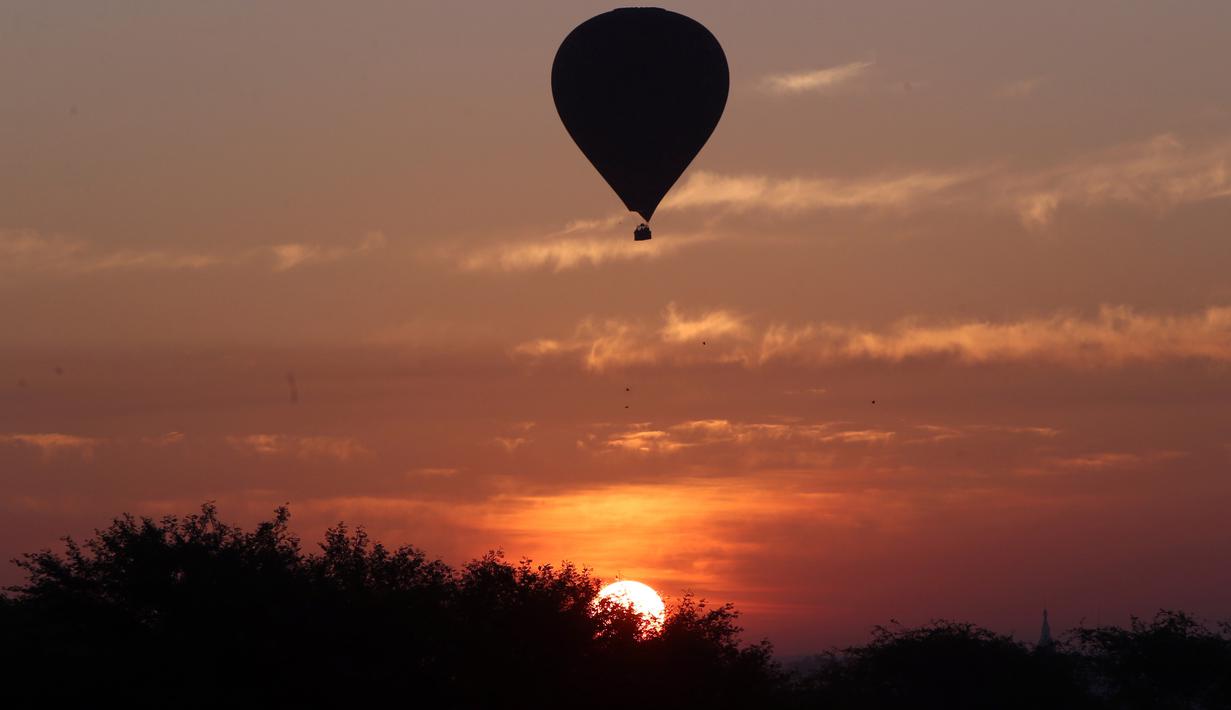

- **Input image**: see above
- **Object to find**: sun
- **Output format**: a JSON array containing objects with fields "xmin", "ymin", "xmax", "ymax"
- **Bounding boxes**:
[{"xmin": 595, "ymin": 580, "xmax": 666, "ymax": 630}]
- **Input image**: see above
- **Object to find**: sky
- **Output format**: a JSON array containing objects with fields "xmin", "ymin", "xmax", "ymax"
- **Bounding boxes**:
[{"xmin": 3, "ymin": 0, "xmax": 1231, "ymax": 654}]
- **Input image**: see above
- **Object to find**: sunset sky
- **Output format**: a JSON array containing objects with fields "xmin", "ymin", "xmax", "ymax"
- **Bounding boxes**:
[{"xmin": 4, "ymin": 1, "xmax": 1231, "ymax": 653}]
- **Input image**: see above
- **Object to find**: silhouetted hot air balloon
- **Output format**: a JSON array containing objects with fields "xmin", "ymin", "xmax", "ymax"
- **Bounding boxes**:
[{"xmin": 552, "ymin": 8, "xmax": 728, "ymax": 241}]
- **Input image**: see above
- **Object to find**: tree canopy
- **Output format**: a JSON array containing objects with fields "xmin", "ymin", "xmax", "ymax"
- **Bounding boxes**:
[
  {"xmin": 3, "ymin": 504, "xmax": 1228, "ymax": 708},
  {"xmin": 1, "ymin": 504, "xmax": 776, "ymax": 708}
]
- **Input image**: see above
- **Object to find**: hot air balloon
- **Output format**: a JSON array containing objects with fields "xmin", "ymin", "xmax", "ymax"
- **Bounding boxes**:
[{"xmin": 552, "ymin": 8, "xmax": 728, "ymax": 241}]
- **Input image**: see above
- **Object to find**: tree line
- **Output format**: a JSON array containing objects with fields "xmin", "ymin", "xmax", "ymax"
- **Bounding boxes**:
[{"xmin": 2, "ymin": 504, "xmax": 1227, "ymax": 708}]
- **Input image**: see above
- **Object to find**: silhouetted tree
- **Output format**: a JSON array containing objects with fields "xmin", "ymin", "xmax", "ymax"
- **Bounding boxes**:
[
  {"xmin": 791, "ymin": 620, "xmax": 1091, "ymax": 709},
  {"xmin": 1067, "ymin": 610, "xmax": 1231, "ymax": 709},
  {"xmin": 635, "ymin": 595, "xmax": 783, "ymax": 708},
  {"xmin": 1, "ymin": 504, "xmax": 782, "ymax": 709},
  {"xmin": 7, "ymin": 504, "xmax": 1229, "ymax": 709}
]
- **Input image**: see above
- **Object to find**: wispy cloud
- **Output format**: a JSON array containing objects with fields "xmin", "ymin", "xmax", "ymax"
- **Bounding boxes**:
[
  {"xmin": 455, "ymin": 216, "xmax": 714, "ymax": 273},
  {"xmin": 994, "ymin": 77, "xmax": 1045, "ymax": 99},
  {"xmin": 140, "ymin": 431, "xmax": 186, "ymax": 447},
  {"xmin": 516, "ymin": 305, "xmax": 745, "ymax": 371},
  {"xmin": 473, "ymin": 476, "xmax": 849, "ymax": 590},
  {"xmin": 0, "ymin": 230, "xmax": 85, "ymax": 265},
  {"xmin": 83, "ymin": 250, "xmax": 223, "ymax": 271},
  {"xmin": 1006, "ymin": 134, "xmax": 1231, "ymax": 227},
  {"xmin": 762, "ymin": 61, "xmax": 874, "ymax": 95},
  {"xmin": 492, "ymin": 436, "xmax": 531, "ymax": 453},
  {"xmin": 660, "ymin": 303, "xmax": 748, "ymax": 343},
  {"xmin": 0, "ymin": 433, "xmax": 102, "ymax": 458},
  {"xmin": 1016, "ymin": 450, "xmax": 1187, "ymax": 476},
  {"xmin": 0, "ymin": 229, "xmax": 220, "ymax": 274},
  {"xmin": 407, "ymin": 467, "xmax": 460, "ymax": 478},
  {"xmin": 458, "ymin": 233, "xmax": 710, "ymax": 273},
  {"xmin": 516, "ymin": 303, "xmax": 1231, "ymax": 371},
  {"xmin": 270, "ymin": 231, "xmax": 387, "ymax": 271},
  {"xmin": 226, "ymin": 434, "xmax": 369, "ymax": 462},
  {"xmin": 0, "ymin": 431, "xmax": 199, "ymax": 460},
  {"xmin": 490, "ymin": 422, "xmax": 534, "ymax": 453},
  {"xmin": 660, "ymin": 134, "xmax": 1231, "ymax": 228},
  {"xmin": 598, "ymin": 420, "xmax": 894, "ymax": 455},
  {"xmin": 662, "ymin": 170, "xmax": 976, "ymax": 213},
  {"xmin": 0, "ymin": 229, "xmax": 387, "ymax": 277}
]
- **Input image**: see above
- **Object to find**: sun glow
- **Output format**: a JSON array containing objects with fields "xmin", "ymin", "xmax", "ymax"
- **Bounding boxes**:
[{"xmin": 595, "ymin": 580, "xmax": 666, "ymax": 631}]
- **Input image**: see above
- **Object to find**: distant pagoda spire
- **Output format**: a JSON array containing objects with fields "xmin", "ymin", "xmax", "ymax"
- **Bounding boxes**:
[{"xmin": 1038, "ymin": 608, "xmax": 1053, "ymax": 649}]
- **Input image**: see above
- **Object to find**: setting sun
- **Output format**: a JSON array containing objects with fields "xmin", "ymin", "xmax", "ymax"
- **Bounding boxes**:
[{"xmin": 596, "ymin": 581, "xmax": 666, "ymax": 630}]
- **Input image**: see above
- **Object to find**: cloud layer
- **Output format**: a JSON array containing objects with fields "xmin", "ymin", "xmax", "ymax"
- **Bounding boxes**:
[
  {"xmin": 455, "ymin": 216, "xmax": 715, "ymax": 273},
  {"xmin": 662, "ymin": 170, "xmax": 974, "ymax": 213},
  {"xmin": 517, "ymin": 303, "xmax": 1231, "ymax": 371},
  {"xmin": 994, "ymin": 77, "xmax": 1045, "ymax": 99},
  {"xmin": 661, "ymin": 134, "xmax": 1231, "ymax": 228},
  {"xmin": 0, "ymin": 433, "xmax": 102, "ymax": 459},
  {"xmin": 0, "ymin": 229, "xmax": 387, "ymax": 278},
  {"xmin": 226, "ymin": 434, "xmax": 370, "ymax": 462},
  {"xmin": 762, "ymin": 61, "xmax": 875, "ymax": 95}
]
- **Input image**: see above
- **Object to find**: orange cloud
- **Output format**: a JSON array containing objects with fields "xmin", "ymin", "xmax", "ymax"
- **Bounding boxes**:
[
  {"xmin": 269, "ymin": 231, "xmax": 386, "ymax": 271},
  {"xmin": 1006, "ymin": 134, "xmax": 1231, "ymax": 227},
  {"xmin": 660, "ymin": 303, "xmax": 748, "ymax": 343},
  {"xmin": 407, "ymin": 467, "xmax": 460, "ymax": 478},
  {"xmin": 761, "ymin": 61, "xmax": 875, "ymax": 95},
  {"xmin": 0, "ymin": 228, "xmax": 385, "ymax": 277},
  {"xmin": 143, "ymin": 478, "xmax": 855, "ymax": 597},
  {"xmin": 140, "ymin": 431, "xmax": 186, "ymax": 447},
  {"xmin": 908, "ymin": 424, "xmax": 1060, "ymax": 445},
  {"xmin": 590, "ymin": 420, "xmax": 898, "ymax": 460},
  {"xmin": 994, "ymin": 77, "xmax": 1045, "ymax": 99},
  {"xmin": 0, "ymin": 433, "xmax": 102, "ymax": 459},
  {"xmin": 516, "ymin": 304, "xmax": 1231, "ymax": 371},
  {"xmin": 455, "ymin": 215, "xmax": 715, "ymax": 273},
  {"xmin": 515, "ymin": 316, "xmax": 662, "ymax": 371},
  {"xmin": 473, "ymin": 476, "xmax": 853, "ymax": 591},
  {"xmin": 604, "ymin": 429, "xmax": 679, "ymax": 454},
  {"xmin": 1012, "ymin": 450, "xmax": 1188, "ymax": 477},
  {"xmin": 661, "ymin": 134, "xmax": 1231, "ymax": 228},
  {"xmin": 226, "ymin": 434, "xmax": 369, "ymax": 462},
  {"xmin": 492, "ymin": 436, "xmax": 530, "ymax": 453},
  {"xmin": 0, "ymin": 229, "xmax": 218, "ymax": 275},
  {"xmin": 662, "ymin": 169, "xmax": 973, "ymax": 214}
]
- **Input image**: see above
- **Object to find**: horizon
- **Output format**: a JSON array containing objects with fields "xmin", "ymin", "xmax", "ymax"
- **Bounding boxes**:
[{"xmin": 3, "ymin": 0, "xmax": 1231, "ymax": 657}]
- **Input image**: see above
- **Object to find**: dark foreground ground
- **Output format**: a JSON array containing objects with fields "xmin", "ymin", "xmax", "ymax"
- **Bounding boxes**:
[{"xmin": 2, "ymin": 504, "xmax": 1228, "ymax": 708}]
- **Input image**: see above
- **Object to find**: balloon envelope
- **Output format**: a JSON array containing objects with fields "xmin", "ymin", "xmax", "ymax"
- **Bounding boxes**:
[{"xmin": 552, "ymin": 8, "xmax": 728, "ymax": 222}]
